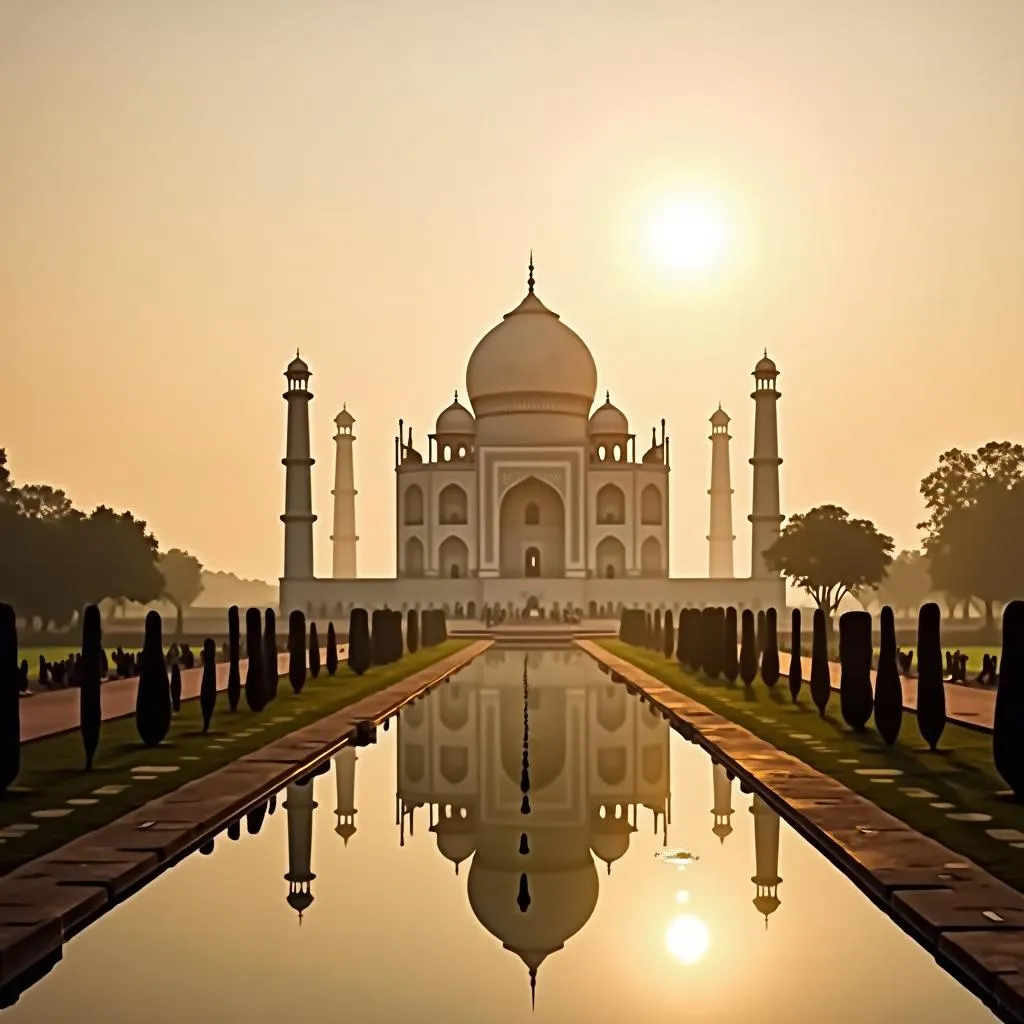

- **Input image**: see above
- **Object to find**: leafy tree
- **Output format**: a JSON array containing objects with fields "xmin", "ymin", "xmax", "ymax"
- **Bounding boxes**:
[
  {"xmin": 0, "ymin": 603, "xmax": 20, "ymax": 792},
  {"xmin": 136, "ymin": 611, "xmax": 172, "ymax": 746},
  {"xmin": 810, "ymin": 608, "xmax": 831, "ymax": 717},
  {"xmin": 838, "ymin": 611, "xmax": 873, "ymax": 731},
  {"xmin": 993, "ymin": 601, "xmax": 1024, "ymax": 799},
  {"xmin": 764, "ymin": 505, "xmax": 894, "ymax": 632},
  {"xmin": 874, "ymin": 606, "xmax": 903, "ymax": 747},
  {"xmin": 199, "ymin": 639, "xmax": 217, "ymax": 733},
  {"xmin": 80, "ymin": 604, "xmax": 103, "ymax": 770},
  {"xmin": 861, "ymin": 549, "xmax": 934, "ymax": 617},
  {"xmin": 159, "ymin": 548, "xmax": 204, "ymax": 638},
  {"xmin": 916, "ymin": 602, "xmax": 946, "ymax": 752},
  {"xmin": 788, "ymin": 609, "xmax": 802, "ymax": 702}
]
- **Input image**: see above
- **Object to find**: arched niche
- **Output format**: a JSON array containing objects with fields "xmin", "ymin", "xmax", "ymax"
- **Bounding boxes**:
[
  {"xmin": 439, "ymin": 535, "xmax": 469, "ymax": 579},
  {"xmin": 640, "ymin": 484, "xmax": 662, "ymax": 525},
  {"xmin": 438, "ymin": 483, "xmax": 468, "ymax": 525},
  {"xmin": 640, "ymin": 536, "xmax": 663, "ymax": 576},
  {"xmin": 499, "ymin": 476, "xmax": 565, "ymax": 577},
  {"xmin": 404, "ymin": 484, "xmax": 424, "ymax": 526},
  {"xmin": 596, "ymin": 483, "xmax": 626, "ymax": 525},
  {"xmin": 596, "ymin": 536, "xmax": 626, "ymax": 579},
  {"xmin": 404, "ymin": 536, "xmax": 425, "ymax": 577}
]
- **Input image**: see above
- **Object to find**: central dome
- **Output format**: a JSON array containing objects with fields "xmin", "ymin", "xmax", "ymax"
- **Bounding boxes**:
[{"xmin": 466, "ymin": 279, "xmax": 598, "ymax": 419}]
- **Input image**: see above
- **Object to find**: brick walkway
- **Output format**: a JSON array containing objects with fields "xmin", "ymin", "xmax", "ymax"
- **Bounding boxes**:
[
  {"xmin": 19, "ymin": 645, "xmax": 347, "ymax": 743},
  {"xmin": 778, "ymin": 650, "xmax": 996, "ymax": 732}
]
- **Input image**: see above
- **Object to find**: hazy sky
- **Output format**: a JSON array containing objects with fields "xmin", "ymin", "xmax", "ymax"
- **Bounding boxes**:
[{"xmin": 2, "ymin": 0, "xmax": 1023, "ymax": 582}]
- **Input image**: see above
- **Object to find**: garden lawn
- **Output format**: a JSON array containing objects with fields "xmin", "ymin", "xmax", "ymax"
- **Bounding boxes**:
[
  {"xmin": 0, "ymin": 640, "xmax": 468, "ymax": 876},
  {"xmin": 602, "ymin": 639, "xmax": 1024, "ymax": 893}
]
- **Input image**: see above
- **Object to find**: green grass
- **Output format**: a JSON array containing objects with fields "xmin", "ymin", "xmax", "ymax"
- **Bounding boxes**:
[
  {"xmin": 602, "ymin": 639, "xmax": 1024, "ymax": 893},
  {"xmin": 0, "ymin": 640, "xmax": 468, "ymax": 876}
]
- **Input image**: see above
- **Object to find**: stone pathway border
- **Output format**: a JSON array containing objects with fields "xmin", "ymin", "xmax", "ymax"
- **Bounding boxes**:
[
  {"xmin": 0, "ymin": 639, "xmax": 489, "ymax": 998},
  {"xmin": 579, "ymin": 639, "xmax": 1024, "ymax": 1024},
  {"xmin": 19, "ymin": 645, "xmax": 348, "ymax": 743}
]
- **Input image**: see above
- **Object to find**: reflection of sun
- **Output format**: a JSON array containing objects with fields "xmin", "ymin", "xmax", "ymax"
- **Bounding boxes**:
[
  {"xmin": 665, "ymin": 914, "xmax": 710, "ymax": 966},
  {"xmin": 648, "ymin": 198, "xmax": 729, "ymax": 273}
]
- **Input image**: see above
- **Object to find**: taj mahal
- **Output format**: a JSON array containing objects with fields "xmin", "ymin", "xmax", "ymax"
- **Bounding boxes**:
[{"xmin": 279, "ymin": 260, "xmax": 786, "ymax": 620}]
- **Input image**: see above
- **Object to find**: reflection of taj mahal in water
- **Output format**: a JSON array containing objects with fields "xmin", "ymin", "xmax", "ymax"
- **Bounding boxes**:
[
  {"xmin": 278, "ymin": 262, "xmax": 787, "ymax": 619},
  {"xmin": 278, "ymin": 651, "xmax": 785, "ymax": 997}
]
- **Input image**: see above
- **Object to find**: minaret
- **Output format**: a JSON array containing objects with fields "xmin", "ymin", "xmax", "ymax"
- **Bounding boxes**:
[
  {"xmin": 707, "ymin": 406, "xmax": 735, "ymax": 578},
  {"xmin": 333, "ymin": 747, "xmax": 358, "ymax": 845},
  {"xmin": 283, "ymin": 779, "xmax": 317, "ymax": 923},
  {"xmin": 281, "ymin": 352, "xmax": 316, "ymax": 584},
  {"xmin": 748, "ymin": 351, "xmax": 783, "ymax": 579},
  {"xmin": 330, "ymin": 406, "xmax": 358, "ymax": 579},
  {"xmin": 710, "ymin": 761, "xmax": 734, "ymax": 843},
  {"xmin": 750, "ymin": 793, "xmax": 782, "ymax": 927}
]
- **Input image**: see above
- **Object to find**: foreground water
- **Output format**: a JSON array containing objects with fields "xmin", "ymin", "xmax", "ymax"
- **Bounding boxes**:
[{"xmin": 3, "ymin": 649, "xmax": 994, "ymax": 1023}]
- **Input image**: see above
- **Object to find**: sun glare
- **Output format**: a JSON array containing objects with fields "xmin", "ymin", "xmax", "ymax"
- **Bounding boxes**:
[
  {"xmin": 665, "ymin": 914, "xmax": 711, "ymax": 966},
  {"xmin": 648, "ymin": 198, "xmax": 730, "ymax": 273}
]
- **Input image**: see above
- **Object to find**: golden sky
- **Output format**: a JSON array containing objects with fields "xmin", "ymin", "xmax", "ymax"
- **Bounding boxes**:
[{"xmin": 2, "ymin": 0, "xmax": 1023, "ymax": 582}]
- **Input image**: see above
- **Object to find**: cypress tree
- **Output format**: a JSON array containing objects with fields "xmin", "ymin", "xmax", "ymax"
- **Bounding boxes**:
[
  {"xmin": 288, "ymin": 610, "xmax": 307, "ymax": 694},
  {"xmin": 0, "ymin": 604, "xmax": 19, "ymax": 793},
  {"xmin": 838, "ymin": 611, "xmax": 874, "ymax": 731},
  {"xmin": 244, "ymin": 608, "xmax": 267, "ymax": 712},
  {"xmin": 663, "ymin": 610, "xmax": 675, "ymax": 660},
  {"xmin": 80, "ymin": 604, "xmax": 102, "ymax": 771},
  {"xmin": 739, "ymin": 609, "xmax": 758, "ymax": 686},
  {"xmin": 170, "ymin": 661, "xmax": 182, "ymax": 712},
  {"xmin": 788, "ymin": 608, "xmax": 803, "ymax": 702},
  {"xmin": 756, "ymin": 609, "xmax": 766, "ymax": 656},
  {"xmin": 676, "ymin": 608, "xmax": 687, "ymax": 664},
  {"xmin": 723, "ymin": 607, "xmax": 739, "ymax": 684},
  {"xmin": 874, "ymin": 606, "xmax": 903, "ymax": 747},
  {"xmin": 439, "ymin": 608, "xmax": 448, "ymax": 642},
  {"xmin": 264, "ymin": 608, "xmax": 279, "ymax": 701},
  {"xmin": 993, "ymin": 600, "xmax": 1024, "ymax": 799},
  {"xmin": 309, "ymin": 622, "xmax": 322, "ymax": 678},
  {"xmin": 761, "ymin": 608, "xmax": 780, "ymax": 688},
  {"xmin": 326, "ymin": 622, "xmax": 339, "ymax": 675},
  {"xmin": 348, "ymin": 608, "xmax": 371, "ymax": 675},
  {"xmin": 702, "ymin": 607, "xmax": 720, "ymax": 679},
  {"xmin": 393, "ymin": 609, "xmax": 406, "ymax": 660},
  {"xmin": 653, "ymin": 610, "xmax": 663, "ymax": 653},
  {"xmin": 406, "ymin": 609, "xmax": 420, "ymax": 654},
  {"xmin": 644, "ymin": 612, "xmax": 653, "ymax": 649},
  {"xmin": 371, "ymin": 610, "xmax": 387, "ymax": 664},
  {"xmin": 618, "ymin": 608, "xmax": 628, "ymax": 642},
  {"xmin": 810, "ymin": 608, "xmax": 831, "ymax": 717},
  {"xmin": 136, "ymin": 610, "xmax": 172, "ymax": 746},
  {"xmin": 200, "ymin": 638, "xmax": 217, "ymax": 734},
  {"xmin": 227, "ymin": 605, "xmax": 241, "ymax": 712},
  {"xmin": 686, "ymin": 609, "xmax": 701, "ymax": 673},
  {"xmin": 916, "ymin": 602, "xmax": 946, "ymax": 752}
]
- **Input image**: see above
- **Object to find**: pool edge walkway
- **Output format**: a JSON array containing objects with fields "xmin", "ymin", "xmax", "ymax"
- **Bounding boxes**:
[
  {"xmin": 578, "ymin": 639, "xmax": 1024, "ymax": 1024},
  {"xmin": 0, "ymin": 639, "xmax": 490, "ymax": 1000}
]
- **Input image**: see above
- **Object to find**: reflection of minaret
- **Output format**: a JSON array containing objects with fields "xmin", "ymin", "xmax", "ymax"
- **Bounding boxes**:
[
  {"xmin": 284, "ymin": 779, "xmax": 317, "ymax": 923},
  {"xmin": 333, "ymin": 747, "xmax": 358, "ymax": 845},
  {"xmin": 330, "ymin": 406, "xmax": 358, "ymax": 579},
  {"xmin": 750, "ymin": 793, "xmax": 782, "ymax": 927},
  {"xmin": 711, "ymin": 762, "xmax": 734, "ymax": 843},
  {"xmin": 707, "ymin": 406, "xmax": 735, "ymax": 578},
  {"xmin": 749, "ymin": 352, "xmax": 783, "ymax": 579},
  {"xmin": 281, "ymin": 353, "xmax": 317, "ymax": 591}
]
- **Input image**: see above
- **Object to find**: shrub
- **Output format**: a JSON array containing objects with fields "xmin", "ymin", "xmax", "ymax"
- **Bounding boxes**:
[
  {"xmin": 80, "ymin": 604, "xmax": 102, "ymax": 771},
  {"xmin": 788, "ymin": 609, "xmax": 803, "ymax": 702},
  {"xmin": 170, "ymin": 662, "xmax": 182, "ymax": 713},
  {"xmin": 760, "ymin": 608, "xmax": 780, "ymax": 688},
  {"xmin": 227, "ymin": 605, "xmax": 241, "ymax": 713},
  {"xmin": 0, "ymin": 604, "xmax": 19, "ymax": 793},
  {"xmin": 838, "ymin": 611, "xmax": 873, "ymax": 731},
  {"xmin": 810, "ymin": 609, "xmax": 831, "ymax": 717},
  {"xmin": 288, "ymin": 610, "xmax": 307, "ymax": 694},
  {"xmin": 136, "ymin": 610, "xmax": 172, "ymax": 746},
  {"xmin": 874, "ymin": 606, "xmax": 903, "ymax": 746},
  {"xmin": 739, "ymin": 610, "xmax": 757, "ymax": 686},
  {"xmin": 244, "ymin": 608, "xmax": 267, "ymax": 712},
  {"xmin": 916, "ymin": 602, "xmax": 946, "ymax": 752},
  {"xmin": 264, "ymin": 608, "xmax": 278, "ymax": 701},
  {"xmin": 348, "ymin": 608, "xmax": 371, "ymax": 675},
  {"xmin": 309, "ymin": 622, "xmax": 322, "ymax": 678},
  {"xmin": 993, "ymin": 600, "xmax": 1024, "ymax": 799},
  {"xmin": 663, "ymin": 610, "xmax": 675, "ymax": 660},
  {"xmin": 702, "ymin": 607, "xmax": 721, "ymax": 680},
  {"xmin": 406, "ymin": 609, "xmax": 420, "ymax": 654},
  {"xmin": 723, "ymin": 607, "xmax": 739, "ymax": 684},
  {"xmin": 756, "ymin": 609, "xmax": 766, "ymax": 656},
  {"xmin": 326, "ymin": 622, "xmax": 339, "ymax": 675},
  {"xmin": 200, "ymin": 638, "xmax": 217, "ymax": 734}
]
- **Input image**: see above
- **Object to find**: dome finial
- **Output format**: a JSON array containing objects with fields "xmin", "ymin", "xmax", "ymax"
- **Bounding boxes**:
[
  {"xmin": 605, "ymin": 390, "xmax": 610, "ymax": 403},
  {"xmin": 454, "ymin": 389, "xmax": 459, "ymax": 403},
  {"xmin": 527, "ymin": 250, "xmax": 535, "ymax": 294},
  {"xmin": 530, "ymin": 966, "xmax": 537, "ymax": 1011},
  {"xmin": 764, "ymin": 347, "xmax": 768, "ymax": 358}
]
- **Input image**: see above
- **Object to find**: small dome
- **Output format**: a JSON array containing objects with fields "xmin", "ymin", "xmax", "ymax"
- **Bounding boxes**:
[
  {"xmin": 589, "ymin": 809, "xmax": 635, "ymax": 871},
  {"xmin": 285, "ymin": 351, "xmax": 310, "ymax": 377},
  {"xmin": 589, "ymin": 393, "xmax": 628, "ymax": 436},
  {"xmin": 335, "ymin": 405, "xmax": 355, "ymax": 429},
  {"xmin": 435, "ymin": 393, "xmax": 476, "ymax": 436},
  {"xmin": 287, "ymin": 889, "xmax": 314, "ymax": 915},
  {"xmin": 433, "ymin": 813, "xmax": 478, "ymax": 868},
  {"xmin": 710, "ymin": 405, "xmax": 730, "ymax": 427},
  {"xmin": 753, "ymin": 350, "xmax": 778, "ymax": 377}
]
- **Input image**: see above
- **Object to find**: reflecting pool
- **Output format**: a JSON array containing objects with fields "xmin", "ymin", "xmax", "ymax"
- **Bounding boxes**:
[{"xmin": 3, "ymin": 649, "xmax": 995, "ymax": 1022}]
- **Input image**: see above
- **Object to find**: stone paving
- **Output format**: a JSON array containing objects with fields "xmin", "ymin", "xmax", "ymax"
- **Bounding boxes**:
[
  {"xmin": 0, "ymin": 639, "xmax": 489, "ymax": 997},
  {"xmin": 18, "ymin": 645, "xmax": 347, "ymax": 743},
  {"xmin": 579, "ymin": 639, "xmax": 1024, "ymax": 1024}
]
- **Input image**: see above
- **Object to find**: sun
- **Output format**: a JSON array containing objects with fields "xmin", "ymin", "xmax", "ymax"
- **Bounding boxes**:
[
  {"xmin": 665, "ymin": 914, "xmax": 711, "ymax": 966},
  {"xmin": 648, "ymin": 198, "xmax": 730, "ymax": 273}
]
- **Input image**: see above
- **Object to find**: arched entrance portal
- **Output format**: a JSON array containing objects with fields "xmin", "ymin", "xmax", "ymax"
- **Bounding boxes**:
[{"xmin": 499, "ymin": 477, "xmax": 565, "ymax": 577}]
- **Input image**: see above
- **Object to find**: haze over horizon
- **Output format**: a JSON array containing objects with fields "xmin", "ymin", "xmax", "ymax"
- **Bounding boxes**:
[{"xmin": 2, "ymin": 0, "xmax": 1023, "ymax": 583}]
